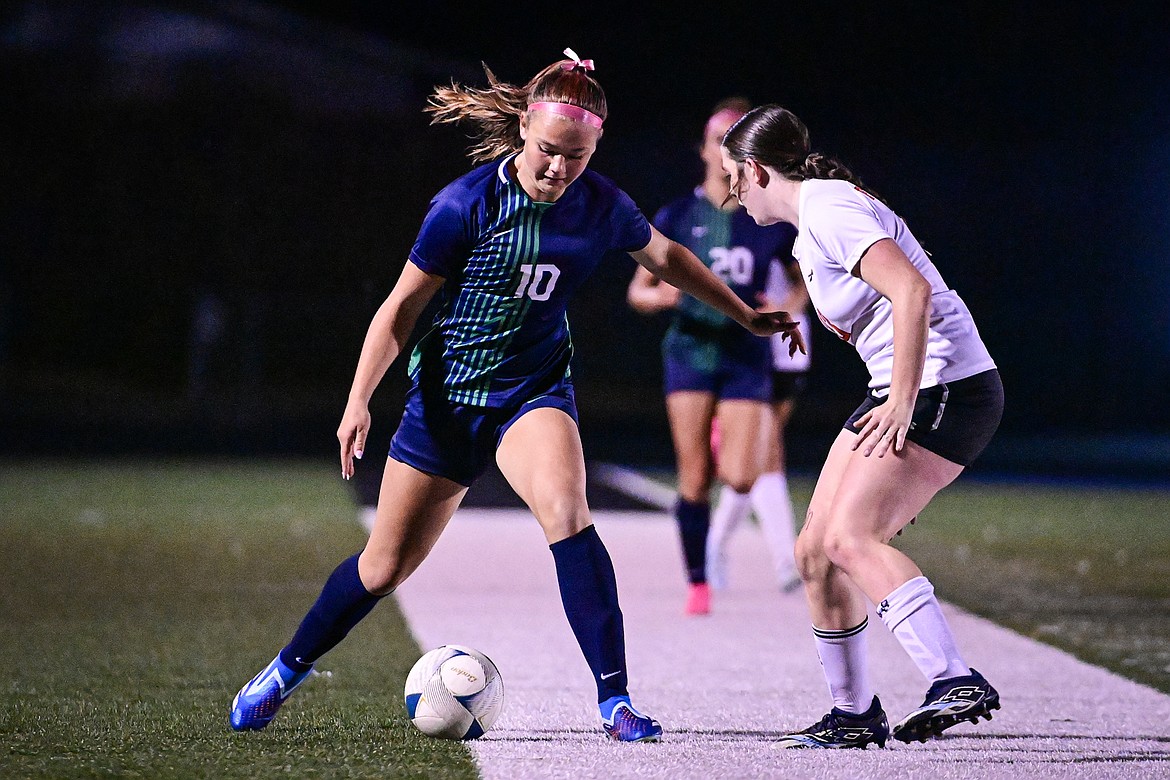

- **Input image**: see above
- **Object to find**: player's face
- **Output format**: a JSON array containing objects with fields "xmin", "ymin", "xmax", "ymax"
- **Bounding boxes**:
[
  {"xmin": 517, "ymin": 111, "xmax": 600, "ymax": 202},
  {"xmin": 720, "ymin": 148, "xmax": 775, "ymax": 226},
  {"xmin": 701, "ymin": 114, "xmax": 739, "ymax": 180}
]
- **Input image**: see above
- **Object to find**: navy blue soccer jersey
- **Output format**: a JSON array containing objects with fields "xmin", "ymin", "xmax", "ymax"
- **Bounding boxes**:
[
  {"xmin": 407, "ymin": 154, "xmax": 652, "ymax": 407},
  {"xmin": 654, "ymin": 189, "xmax": 797, "ymax": 368},
  {"xmin": 654, "ymin": 188, "xmax": 796, "ymax": 329}
]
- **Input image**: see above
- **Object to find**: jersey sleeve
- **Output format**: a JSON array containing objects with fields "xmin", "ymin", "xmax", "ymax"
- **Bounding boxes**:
[
  {"xmin": 408, "ymin": 187, "xmax": 474, "ymax": 277},
  {"xmin": 805, "ymin": 185, "xmax": 890, "ymax": 274},
  {"xmin": 612, "ymin": 187, "xmax": 653, "ymax": 252}
]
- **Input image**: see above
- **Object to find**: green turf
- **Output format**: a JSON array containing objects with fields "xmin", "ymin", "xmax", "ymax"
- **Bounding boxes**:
[
  {"xmin": 0, "ymin": 459, "xmax": 479, "ymax": 780},
  {"xmin": 888, "ymin": 478, "xmax": 1170, "ymax": 694}
]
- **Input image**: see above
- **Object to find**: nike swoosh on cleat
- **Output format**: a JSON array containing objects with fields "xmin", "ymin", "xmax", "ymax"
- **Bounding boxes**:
[
  {"xmin": 243, "ymin": 666, "xmax": 288, "ymax": 700},
  {"xmin": 600, "ymin": 670, "xmax": 622, "ymax": 679}
]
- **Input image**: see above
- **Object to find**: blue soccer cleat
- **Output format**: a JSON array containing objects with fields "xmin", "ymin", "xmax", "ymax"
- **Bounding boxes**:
[
  {"xmin": 602, "ymin": 701, "xmax": 663, "ymax": 743},
  {"xmin": 892, "ymin": 667, "xmax": 1000, "ymax": 743},
  {"xmin": 776, "ymin": 696, "xmax": 889, "ymax": 749},
  {"xmin": 229, "ymin": 655, "xmax": 314, "ymax": 731}
]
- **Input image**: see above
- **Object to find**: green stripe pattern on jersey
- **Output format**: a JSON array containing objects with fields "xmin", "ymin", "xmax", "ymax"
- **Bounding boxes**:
[
  {"xmin": 420, "ymin": 182, "xmax": 550, "ymax": 406},
  {"xmin": 676, "ymin": 199, "xmax": 733, "ymax": 327}
]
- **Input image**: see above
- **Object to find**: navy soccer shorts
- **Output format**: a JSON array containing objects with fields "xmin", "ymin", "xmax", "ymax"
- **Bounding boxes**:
[
  {"xmin": 663, "ymin": 343, "xmax": 772, "ymax": 402},
  {"xmin": 389, "ymin": 377, "xmax": 579, "ymax": 487}
]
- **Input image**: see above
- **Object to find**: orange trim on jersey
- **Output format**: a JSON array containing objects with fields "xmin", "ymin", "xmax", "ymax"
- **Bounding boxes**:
[{"xmin": 815, "ymin": 308, "xmax": 851, "ymax": 341}]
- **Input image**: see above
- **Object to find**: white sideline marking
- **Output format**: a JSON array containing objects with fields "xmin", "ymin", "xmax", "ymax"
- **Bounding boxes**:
[{"xmin": 590, "ymin": 461, "xmax": 676, "ymax": 510}]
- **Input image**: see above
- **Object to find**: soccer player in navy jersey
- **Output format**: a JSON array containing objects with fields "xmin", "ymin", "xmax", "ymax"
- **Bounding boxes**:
[
  {"xmin": 229, "ymin": 50, "xmax": 803, "ymax": 742},
  {"xmin": 628, "ymin": 99, "xmax": 807, "ymax": 615},
  {"xmin": 722, "ymin": 105, "xmax": 1003, "ymax": 748}
]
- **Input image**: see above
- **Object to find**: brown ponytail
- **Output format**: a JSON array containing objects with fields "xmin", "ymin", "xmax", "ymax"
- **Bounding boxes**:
[{"xmin": 426, "ymin": 51, "xmax": 608, "ymax": 163}]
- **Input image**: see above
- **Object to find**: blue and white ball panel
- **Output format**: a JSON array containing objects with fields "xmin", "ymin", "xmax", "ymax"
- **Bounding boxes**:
[{"xmin": 404, "ymin": 644, "xmax": 504, "ymax": 740}]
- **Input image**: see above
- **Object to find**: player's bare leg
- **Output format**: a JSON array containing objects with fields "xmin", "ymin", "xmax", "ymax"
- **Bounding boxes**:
[
  {"xmin": 666, "ymin": 391, "xmax": 717, "ymax": 613},
  {"xmin": 498, "ymin": 407, "xmax": 662, "ymax": 742},
  {"xmin": 705, "ymin": 399, "xmax": 766, "ymax": 591},
  {"xmin": 359, "ymin": 459, "xmax": 468, "ymax": 594},
  {"xmin": 781, "ymin": 430, "xmax": 998, "ymax": 747}
]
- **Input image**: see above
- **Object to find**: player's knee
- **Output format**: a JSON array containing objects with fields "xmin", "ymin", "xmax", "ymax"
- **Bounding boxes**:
[
  {"xmin": 793, "ymin": 529, "xmax": 829, "ymax": 582},
  {"xmin": 358, "ymin": 550, "xmax": 408, "ymax": 596},
  {"xmin": 821, "ymin": 526, "xmax": 864, "ymax": 572},
  {"xmin": 718, "ymin": 471, "xmax": 755, "ymax": 494},
  {"xmin": 534, "ymin": 498, "xmax": 590, "ymax": 542}
]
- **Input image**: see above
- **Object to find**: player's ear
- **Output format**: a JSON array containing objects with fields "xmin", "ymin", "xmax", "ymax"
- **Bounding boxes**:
[
  {"xmin": 519, "ymin": 111, "xmax": 529, "ymax": 141},
  {"xmin": 747, "ymin": 159, "xmax": 769, "ymax": 188}
]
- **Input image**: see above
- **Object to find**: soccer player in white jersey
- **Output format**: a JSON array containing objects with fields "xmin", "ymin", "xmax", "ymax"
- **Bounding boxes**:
[{"xmin": 721, "ymin": 105, "xmax": 1004, "ymax": 748}]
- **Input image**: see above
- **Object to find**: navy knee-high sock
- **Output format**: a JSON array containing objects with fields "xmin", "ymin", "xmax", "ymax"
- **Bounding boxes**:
[
  {"xmin": 279, "ymin": 553, "xmax": 383, "ymax": 672},
  {"xmin": 676, "ymin": 498, "xmax": 709, "ymax": 584},
  {"xmin": 550, "ymin": 525, "xmax": 628, "ymax": 703}
]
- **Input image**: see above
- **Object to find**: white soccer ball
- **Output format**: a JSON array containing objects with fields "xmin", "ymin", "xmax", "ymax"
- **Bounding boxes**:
[{"xmin": 404, "ymin": 644, "xmax": 504, "ymax": 740}]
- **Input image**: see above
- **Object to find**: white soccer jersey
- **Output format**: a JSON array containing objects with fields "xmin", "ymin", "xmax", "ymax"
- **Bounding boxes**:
[
  {"xmin": 793, "ymin": 179, "xmax": 995, "ymax": 394},
  {"xmin": 765, "ymin": 257, "xmax": 812, "ymax": 372}
]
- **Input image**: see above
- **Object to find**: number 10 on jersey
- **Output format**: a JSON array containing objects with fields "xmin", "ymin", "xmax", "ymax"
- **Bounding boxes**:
[{"xmin": 513, "ymin": 263, "xmax": 561, "ymax": 301}]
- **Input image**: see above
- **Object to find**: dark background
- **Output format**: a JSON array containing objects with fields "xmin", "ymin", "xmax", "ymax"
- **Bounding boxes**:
[{"xmin": 2, "ymin": 1, "xmax": 1168, "ymax": 479}]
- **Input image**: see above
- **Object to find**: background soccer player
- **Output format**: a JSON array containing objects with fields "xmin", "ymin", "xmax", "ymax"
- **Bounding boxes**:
[{"xmin": 627, "ymin": 98, "xmax": 806, "ymax": 615}]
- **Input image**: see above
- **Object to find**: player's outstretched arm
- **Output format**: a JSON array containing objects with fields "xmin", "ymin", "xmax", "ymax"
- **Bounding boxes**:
[{"xmin": 338, "ymin": 262, "xmax": 445, "ymax": 480}]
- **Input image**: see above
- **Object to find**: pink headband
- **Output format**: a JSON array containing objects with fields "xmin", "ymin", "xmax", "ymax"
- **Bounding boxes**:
[{"xmin": 528, "ymin": 101, "xmax": 604, "ymax": 129}]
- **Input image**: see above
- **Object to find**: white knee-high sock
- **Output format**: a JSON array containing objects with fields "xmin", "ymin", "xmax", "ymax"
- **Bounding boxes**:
[
  {"xmin": 749, "ymin": 471, "xmax": 798, "ymax": 579},
  {"xmin": 812, "ymin": 618, "xmax": 875, "ymax": 714},
  {"xmin": 705, "ymin": 485, "xmax": 752, "ymax": 589},
  {"xmin": 878, "ymin": 576, "xmax": 970, "ymax": 683}
]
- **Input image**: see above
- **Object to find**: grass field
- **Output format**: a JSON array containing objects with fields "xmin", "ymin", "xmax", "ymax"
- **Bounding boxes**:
[
  {"xmin": 0, "ymin": 460, "xmax": 478, "ymax": 779},
  {"xmin": 890, "ymin": 477, "xmax": 1170, "ymax": 694},
  {"xmin": 2, "ymin": 459, "xmax": 1169, "ymax": 778}
]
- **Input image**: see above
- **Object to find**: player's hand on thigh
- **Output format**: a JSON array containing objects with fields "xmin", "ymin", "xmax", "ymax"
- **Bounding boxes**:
[{"xmin": 851, "ymin": 403, "xmax": 911, "ymax": 458}]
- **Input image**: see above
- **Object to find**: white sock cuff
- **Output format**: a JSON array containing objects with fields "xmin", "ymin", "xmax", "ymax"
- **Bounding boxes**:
[
  {"xmin": 812, "ymin": 617, "xmax": 869, "ymax": 643},
  {"xmin": 717, "ymin": 484, "xmax": 752, "ymax": 509},
  {"xmin": 751, "ymin": 471, "xmax": 788, "ymax": 508},
  {"xmin": 755, "ymin": 470, "xmax": 785, "ymax": 486},
  {"xmin": 877, "ymin": 576, "xmax": 935, "ymax": 631}
]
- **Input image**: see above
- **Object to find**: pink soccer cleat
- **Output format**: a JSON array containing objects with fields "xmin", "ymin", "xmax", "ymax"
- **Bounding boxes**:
[{"xmin": 684, "ymin": 582, "xmax": 710, "ymax": 615}]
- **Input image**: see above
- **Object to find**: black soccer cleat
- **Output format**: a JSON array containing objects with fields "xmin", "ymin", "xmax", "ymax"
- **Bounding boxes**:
[
  {"xmin": 776, "ymin": 696, "xmax": 889, "ymax": 749},
  {"xmin": 892, "ymin": 667, "xmax": 1001, "ymax": 743}
]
